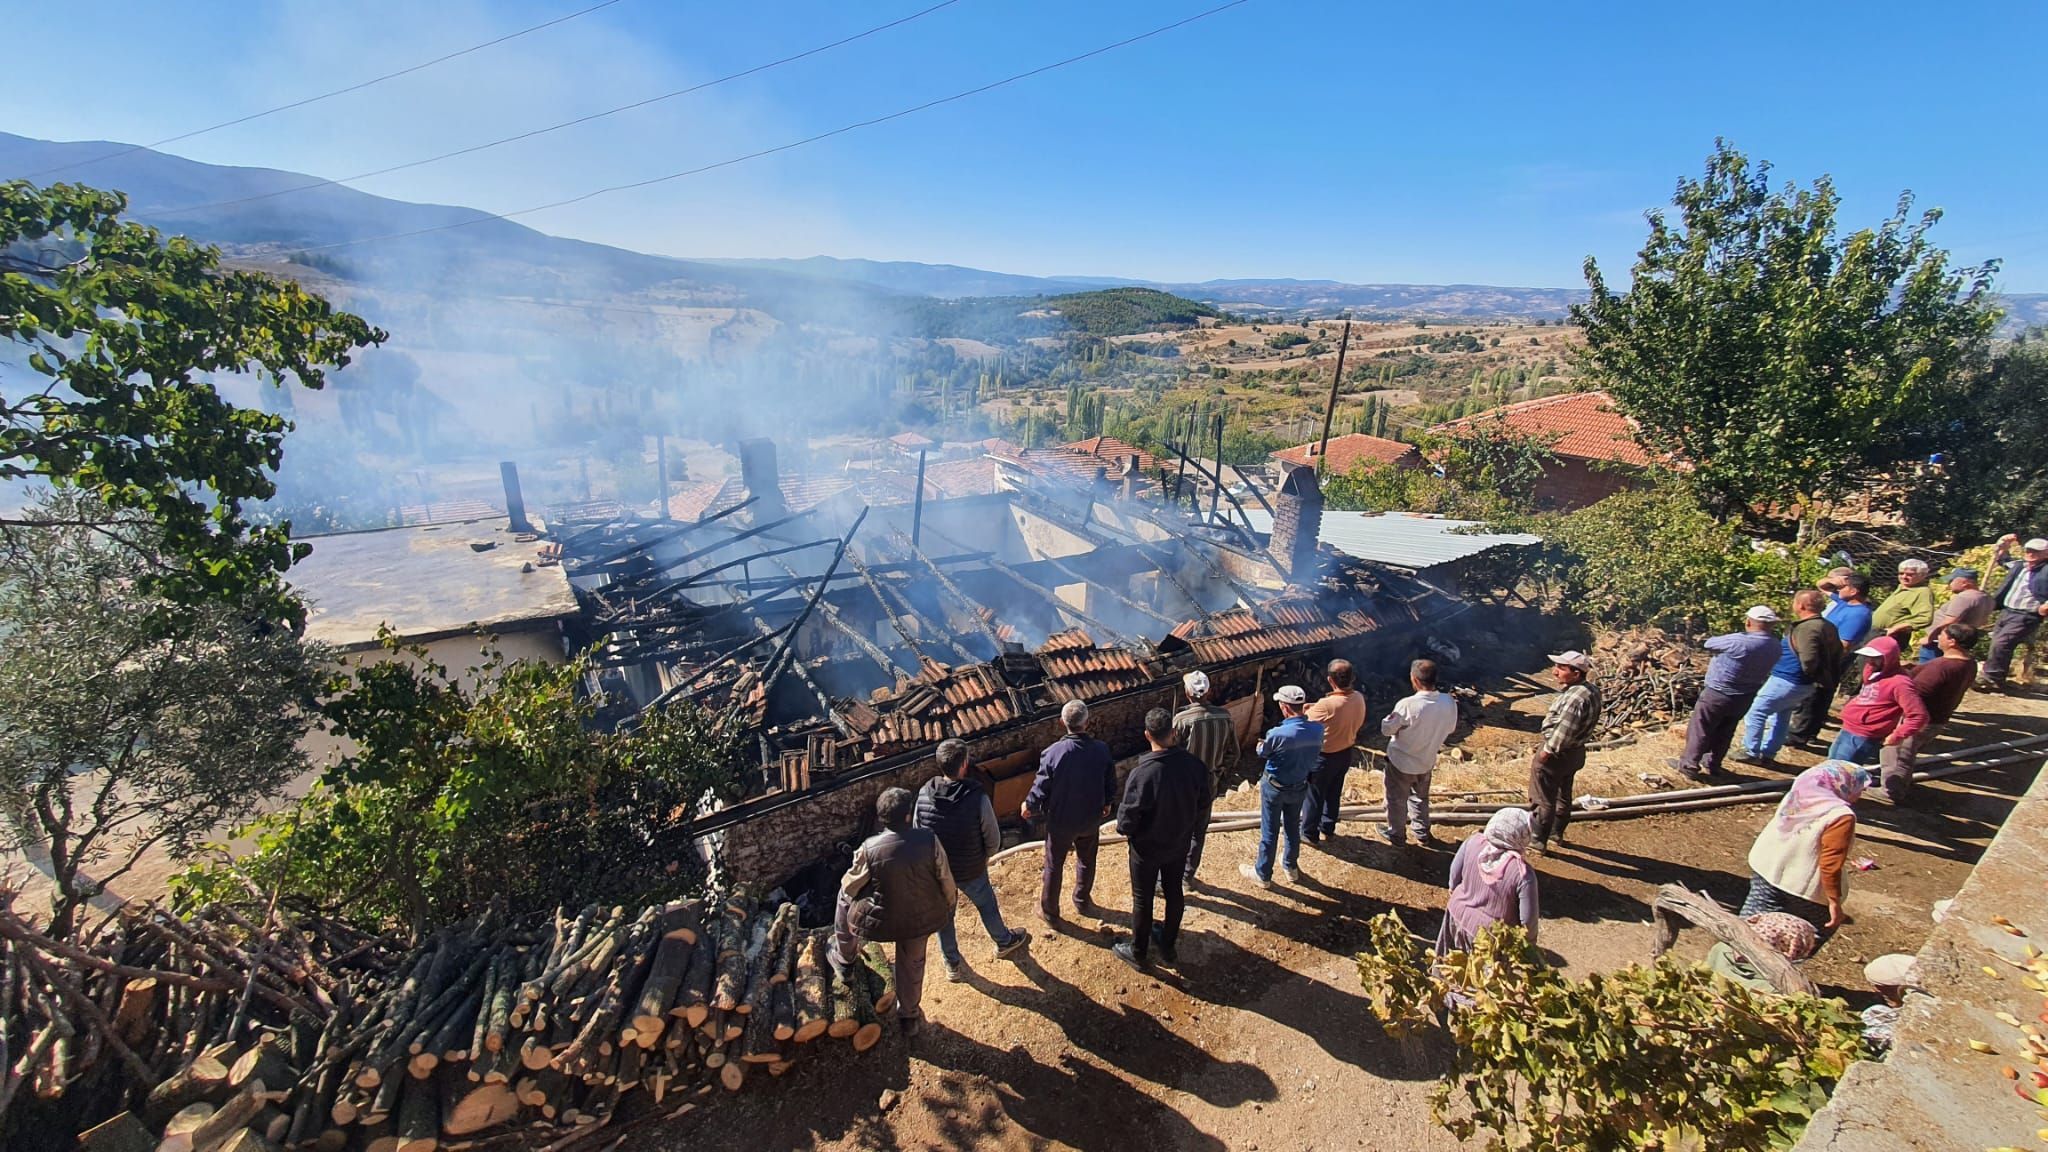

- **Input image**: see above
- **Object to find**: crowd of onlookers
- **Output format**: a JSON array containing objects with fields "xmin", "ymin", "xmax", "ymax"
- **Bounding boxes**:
[{"xmin": 819, "ymin": 534, "xmax": 2048, "ymax": 1033}]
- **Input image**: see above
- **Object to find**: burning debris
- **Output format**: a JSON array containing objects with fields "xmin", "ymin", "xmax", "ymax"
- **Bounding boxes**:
[{"xmin": 548, "ymin": 439, "xmax": 1465, "ymax": 823}]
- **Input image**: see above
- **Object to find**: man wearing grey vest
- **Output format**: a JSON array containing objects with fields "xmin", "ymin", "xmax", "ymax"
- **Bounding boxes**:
[{"xmin": 832, "ymin": 787, "xmax": 956, "ymax": 1035}]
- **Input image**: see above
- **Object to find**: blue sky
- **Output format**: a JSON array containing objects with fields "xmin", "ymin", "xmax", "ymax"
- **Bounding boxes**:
[{"xmin": 3, "ymin": 0, "xmax": 2044, "ymax": 288}]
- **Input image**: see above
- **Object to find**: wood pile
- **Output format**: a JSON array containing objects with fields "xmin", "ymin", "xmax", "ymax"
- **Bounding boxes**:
[
  {"xmin": 2, "ymin": 887, "xmax": 895, "ymax": 1152},
  {"xmin": 1588, "ymin": 627, "xmax": 1706, "ymax": 733}
]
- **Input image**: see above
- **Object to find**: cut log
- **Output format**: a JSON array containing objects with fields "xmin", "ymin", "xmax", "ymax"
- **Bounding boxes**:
[
  {"xmin": 145, "ymin": 1051, "xmax": 234, "ymax": 1126},
  {"xmin": 760, "ymin": 904, "xmax": 797, "ymax": 984},
  {"xmin": 518, "ymin": 1035, "xmax": 553, "ymax": 1072},
  {"xmin": 187, "ymin": 1082, "xmax": 269, "ymax": 1152},
  {"xmin": 78, "ymin": 1111, "xmax": 155, "ymax": 1152},
  {"xmin": 467, "ymin": 952, "xmax": 503, "ymax": 1064},
  {"xmin": 395, "ymin": 1076, "xmax": 440, "ymax": 1152},
  {"xmin": 229, "ymin": 1043, "xmax": 295, "ymax": 1095},
  {"xmin": 440, "ymin": 1080, "xmax": 520, "ymax": 1137},
  {"xmin": 770, "ymin": 981, "xmax": 795, "ymax": 1043},
  {"xmin": 792, "ymin": 933, "xmax": 830, "ymax": 1044},
  {"xmin": 1649, "ymin": 884, "xmax": 1817, "ymax": 996},
  {"xmin": 711, "ymin": 922, "xmax": 746, "ymax": 1013},
  {"xmin": 113, "ymin": 978, "xmax": 160, "ymax": 1045},
  {"xmin": 628, "ymin": 930, "xmax": 695, "ymax": 1045},
  {"xmin": 253, "ymin": 1104, "xmax": 291, "ymax": 1145},
  {"xmin": 212, "ymin": 1131, "xmax": 279, "ymax": 1152},
  {"xmin": 676, "ymin": 921, "xmax": 716, "ymax": 1028},
  {"xmin": 826, "ymin": 962, "xmax": 861, "ymax": 1040},
  {"xmin": 861, "ymin": 943, "xmax": 897, "ymax": 1019},
  {"xmin": 312, "ymin": 1130, "xmax": 347, "ymax": 1152},
  {"xmin": 481, "ymin": 952, "xmax": 519, "ymax": 1054},
  {"xmin": 164, "ymin": 1104, "xmax": 216, "ymax": 1139},
  {"xmin": 718, "ymin": 1062, "xmax": 745, "ymax": 1092},
  {"xmin": 739, "ymin": 997, "xmax": 780, "ymax": 1064}
]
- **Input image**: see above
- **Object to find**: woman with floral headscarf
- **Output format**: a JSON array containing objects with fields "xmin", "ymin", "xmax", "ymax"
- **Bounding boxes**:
[
  {"xmin": 1437, "ymin": 807, "xmax": 1540, "ymax": 954},
  {"xmin": 1742, "ymin": 760, "xmax": 1869, "ymax": 934}
]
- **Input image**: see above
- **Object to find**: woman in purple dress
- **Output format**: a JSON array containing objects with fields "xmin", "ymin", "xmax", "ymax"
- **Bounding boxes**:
[{"xmin": 1437, "ymin": 807, "xmax": 1541, "ymax": 954}]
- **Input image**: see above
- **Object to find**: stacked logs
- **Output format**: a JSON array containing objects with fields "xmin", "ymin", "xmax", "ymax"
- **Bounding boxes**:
[
  {"xmin": 1588, "ymin": 627, "xmax": 1706, "ymax": 732},
  {"xmin": 2, "ymin": 888, "xmax": 896, "ymax": 1152}
]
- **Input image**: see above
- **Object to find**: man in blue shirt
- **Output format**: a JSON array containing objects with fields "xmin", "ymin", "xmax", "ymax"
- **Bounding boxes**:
[
  {"xmin": 1239, "ymin": 685, "xmax": 1324, "ymax": 890},
  {"xmin": 1789, "ymin": 572, "xmax": 1873, "ymax": 746},
  {"xmin": 1667, "ymin": 606, "xmax": 1782, "ymax": 780},
  {"xmin": 1738, "ymin": 589, "xmax": 1843, "ymax": 766}
]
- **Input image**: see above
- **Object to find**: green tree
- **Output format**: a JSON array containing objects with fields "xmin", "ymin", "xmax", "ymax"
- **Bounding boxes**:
[
  {"xmin": 1905, "ymin": 334, "xmax": 2048, "ymax": 542},
  {"xmin": 0, "ymin": 494, "xmax": 325, "ymax": 937},
  {"xmin": 1574, "ymin": 141, "xmax": 1997, "ymax": 518},
  {"xmin": 1, "ymin": 182, "xmax": 383, "ymax": 614}
]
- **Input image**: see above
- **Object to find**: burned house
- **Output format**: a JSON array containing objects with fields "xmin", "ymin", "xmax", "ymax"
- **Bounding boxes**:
[{"xmin": 551, "ymin": 437, "xmax": 1467, "ymax": 883}]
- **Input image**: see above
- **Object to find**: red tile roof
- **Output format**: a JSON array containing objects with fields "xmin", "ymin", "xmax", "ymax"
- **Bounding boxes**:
[
  {"xmin": 1271, "ymin": 433, "xmax": 1422, "ymax": 474},
  {"xmin": 1429, "ymin": 390, "xmax": 1651, "ymax": 467},
  {"xmin": 889, "ymin": 431, "xmax": 936, "ymax": 449},
  {"xmin": 1063, "ymin": 436, "xmax": 1164, "ymax": 477},
  {"xmin": 921, "ymin": 457, "xmax": 999, "ymax": 499},
  {"xmin": 664, "ymin": 475, "xmax": 855, "ymax": 521}
]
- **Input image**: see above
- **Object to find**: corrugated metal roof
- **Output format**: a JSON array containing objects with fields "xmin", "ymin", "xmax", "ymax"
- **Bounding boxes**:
[{"xmin": 1242, "ymin": 509, "xmax": 1540, "ymax": 571}]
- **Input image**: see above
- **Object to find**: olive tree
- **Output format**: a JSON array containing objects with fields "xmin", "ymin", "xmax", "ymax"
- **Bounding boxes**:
[{"xmin": 0, "ymin": 496, "xmax": 325, "ymax": 937}]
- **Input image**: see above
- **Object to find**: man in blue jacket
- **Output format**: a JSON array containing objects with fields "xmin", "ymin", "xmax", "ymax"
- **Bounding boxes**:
[
  {"xmin": 1021, "ymin": 699, "xmax": 1117, "ymax": 927},
  {"xmin": 1240, "ymin": 685, "xmax": 1324, "ymax": 890},
  {"xmin": 1982, "ymin": 535, "xmax": 2048, "ymax": 691}
]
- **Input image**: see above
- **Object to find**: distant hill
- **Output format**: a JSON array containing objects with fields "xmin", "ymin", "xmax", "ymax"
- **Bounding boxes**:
[{"xmin": 1047, "ymin": 287, "xmax": 1220, "ymax": 335}]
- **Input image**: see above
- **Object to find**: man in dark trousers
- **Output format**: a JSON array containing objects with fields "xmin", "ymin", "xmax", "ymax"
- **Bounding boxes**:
[
  {"xmin": 1173, "ymin": 670, "xmax": 1239, "ymax": 887},
  {"xmin": 1301, "ymin": 658, "xmax": 1368, "ymax": 845},
  {"xmin": 1114, "ymin": 708, "xmax": 1211, "ymax": 970},
  {"xmin": 1530, "ymin": 652, "xmax": 1601, "ymax": 852},
  {"xmin": 915, "ymin": 739, "xmax": 1030, "ymax": 982},
  {"xmin": 1667, "ymin": 606, "xmax": 1781, "ymax": 780},
  {"xmin": 1021, "ymin": 698, "xmax": 1116, "ymax": 928},
  {"xmin": 1981, "ymin": 535, "xmax": 2048, "ymax": 691},
  {"xmin": 831, "ymin": 787, "xmax": 955, "ymax": 1035}
]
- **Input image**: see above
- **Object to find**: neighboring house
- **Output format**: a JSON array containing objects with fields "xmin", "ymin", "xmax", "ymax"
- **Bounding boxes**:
[
  {"xmin": 1428, "ymin": 390, "xmax": 1652, "ymax": 509},
  {"xmin": 888, "ymin": 431, "xmax": 937, "ymax": 457},
  {"xmin": 1063, "ymin": 435, "xmax": 1165, "ymax": 478},
  {"xmin": 1270, "ymin": 433, "xmax": 1423, "ymax": 477}
]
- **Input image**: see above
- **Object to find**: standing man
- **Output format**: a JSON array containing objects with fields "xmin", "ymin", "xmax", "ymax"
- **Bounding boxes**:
[
  {"xmin": 1302, "ymin": 659, "xmax": 1368, "ymax": 845},
  {"xmin": 1172, "ymin": 670, "xmax": 1239, "ymax": 887},
  {"xmin": 1021, "ymin": 699, "xmax": 1116, "ymax": 928},
  {"xmin": 1738, "ymin": 590, "xmax": 1842, "ymax": 766},
  {"xmin": 1113, "ymin": 708, "xmax": 1210, "ymax": 970},
  {"xmin": 1788, "ymin": 572, "xmax": 1875, "ymax": 746},
  {"xmin": 831, "ymin": 787, "xmax": 954, "ymax": 1036},
  {"xmin": 1667, "ymin": 606, "xmax": 1782, "ymax": 780},
  {"xmin": 1888, "ymin": 623, "xmax": 1979, "ymax": 803},
  {"xmin": 1529, "ymin": 652, "xmax": 1601, "ymax": 853},
  {"xmin": 1870, "ymin": 559, "xmax": 1937, "ymax": 650},
  {"xmin": 1981, "ymin": 535, "xmax": 2048, "ymax": 692},
  {"xmin": 915, "ymin": 739, "xmax": 1030, "ymax": 982},
  {"xmin": 1379, "ymin": 658, "xmax": 1458, "ymax": 847},
  {"xmin": 1239, "ymin": 685, "xmax": 1324, "ymax": 890},
  {"xmin": 1920, "ymin": 567, "xmax": 1992, "ymax": 663}
]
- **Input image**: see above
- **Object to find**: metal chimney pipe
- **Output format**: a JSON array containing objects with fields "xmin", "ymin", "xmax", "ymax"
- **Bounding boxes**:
[{"xmin": 500, "ymin": 461, "xmax": 532, "ymax": 532}]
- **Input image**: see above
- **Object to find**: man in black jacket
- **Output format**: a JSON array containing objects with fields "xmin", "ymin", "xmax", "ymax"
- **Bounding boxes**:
[
  {"xmin": 916, "ymin": 739, "xmax": 1030, "ymax": 982},
  {"xmin": 1113, "ymin": 708, "xmax": 1211, "ymax": 970},
  {"xmin": 832, "ymin": 788, "xmax": 955, "ymax": 1035}
]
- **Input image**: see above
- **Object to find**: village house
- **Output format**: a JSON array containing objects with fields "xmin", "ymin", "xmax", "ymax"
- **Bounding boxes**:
[{"xmin": 1429, "ymin": 389, "xmax": 1652, "ymax": 509}]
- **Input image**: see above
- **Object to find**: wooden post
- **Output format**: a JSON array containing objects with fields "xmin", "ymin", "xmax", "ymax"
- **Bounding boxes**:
[
  {"xmin": 911, "ymin": 448, "xmax": 928, "ymax": 548},
  {"xmin": 1316, "ymin": 319, "xmax": 1352, "ymax": 471},
  {"xmin": 1209, "ymin": 413, "xmax": 1224, "ymax": 525},
  {"xmin": 655, "ymin": 433, "xmax": 670, "ymax": 520}
]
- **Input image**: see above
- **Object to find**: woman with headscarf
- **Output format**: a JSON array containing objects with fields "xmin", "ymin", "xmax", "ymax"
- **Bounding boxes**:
[
  {"xmin": 1707, "ymin": 911, "xmax": 1818, "ymax": 995},
  {"xmin": 1741, "ymin": 760, "xmax": 1869, "ymax": 934},
  {"xmin": 1437, "ymin": 807, "xmax": 1540, "ymax": 954}
]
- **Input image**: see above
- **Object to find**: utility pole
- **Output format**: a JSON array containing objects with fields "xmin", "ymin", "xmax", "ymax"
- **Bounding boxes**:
[{"xmin": 1315, "ymin": 319, "xmax": 1352, "ymax": 470}]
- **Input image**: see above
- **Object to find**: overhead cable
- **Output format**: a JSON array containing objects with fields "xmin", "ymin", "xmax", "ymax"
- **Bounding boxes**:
[
  {"xmin": 156, "ymin": 0, "xmax": 967, "ymax": 217},
  {"xmin": 24, "ymin": 0, "xmax": 632, "ymax": 179},
  {"xmin": 281, "ymin": 0, "xmax": 1258, "ymax": 258}
]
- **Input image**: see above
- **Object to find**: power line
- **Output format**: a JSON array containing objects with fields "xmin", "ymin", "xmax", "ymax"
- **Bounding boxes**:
[
  {"xmin": 282, "ymin": 0, "xmax": 1258, "ymax": 258},
  {"xmin": 25, "ymin": 0, "xmax": 632, "ymax": 179},
  {"xmin": 157, "ymin": 0, "xmax": 967, "ymax": 218}
]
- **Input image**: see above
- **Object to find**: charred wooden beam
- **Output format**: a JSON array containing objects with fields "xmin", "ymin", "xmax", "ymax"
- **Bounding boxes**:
[{"xmin": 570, "ymin": 498, "xmax": 759, "ymax": 570}]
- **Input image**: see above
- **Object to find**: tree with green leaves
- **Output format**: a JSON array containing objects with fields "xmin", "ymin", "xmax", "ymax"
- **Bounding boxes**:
[
  {"xmin": 0, "ymin": 494, "xmax": 326, "ymax": 938},
  {"xmin": 1905, "ymin": 334, "xmax": 2048, "ymax": 542},
  {"xmin": 1574, "ymin": 141, "xmax": 1998, "ymax": 519},
  {"xmin": 1, "ymin": 181, "xmax": 383, "ymax": 615}
]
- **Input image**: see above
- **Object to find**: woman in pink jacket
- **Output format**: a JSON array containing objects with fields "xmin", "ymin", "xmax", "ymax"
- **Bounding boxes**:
[{"xmin": 1828, "ymin": 636, "xmax": 1928, "ymax": 766}]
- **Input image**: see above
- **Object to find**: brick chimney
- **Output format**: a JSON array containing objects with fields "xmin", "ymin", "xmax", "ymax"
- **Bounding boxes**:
[
  {"xmin": 1270, "ymin": 463, "xmax": 1325, "ymax": 583},
  {"xmin": 736, "ymin": 438, "xmax": 786, "ymax": 522}
]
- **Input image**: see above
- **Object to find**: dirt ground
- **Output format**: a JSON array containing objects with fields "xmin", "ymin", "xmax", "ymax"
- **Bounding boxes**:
[{"xmin": 656, "ymin": 688, "xmax": 2048, "ymax": 1152}]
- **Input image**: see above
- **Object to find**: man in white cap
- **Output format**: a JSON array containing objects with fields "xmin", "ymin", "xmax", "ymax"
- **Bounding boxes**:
[
  {"xmin": 1172, "ymin": 669, "xmax": 1240, "ymax": 886},
  {"xmin": 1239, "ymin": 684, "xmax": 1323, "ymax": 889},
  {"xmin": 1667, "ymin": 606, "xmax": 1782, "ymax": 781},
  {"xmin": 1529, "ymin": 652, "xmax": 1601, "ymax": 851},
  {"xmin": 1981, "ymin": 534, "xmax": 2048, "ymax": 691}
]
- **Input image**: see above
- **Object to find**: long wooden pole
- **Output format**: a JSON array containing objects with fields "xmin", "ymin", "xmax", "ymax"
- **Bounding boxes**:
[{"xmin": 1316, "ymin": 319, "xmax": 1353, "ymax": 469}]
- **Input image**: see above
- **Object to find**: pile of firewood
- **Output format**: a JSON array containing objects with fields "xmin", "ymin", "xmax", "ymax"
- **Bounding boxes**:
[
  {"xmin": 2, "ymin": 888, "xmax": 894, "ymax": 1152},
  {"xmin": 1588, "ymin": 627, "xmax": 1706, "ymax": 733}
]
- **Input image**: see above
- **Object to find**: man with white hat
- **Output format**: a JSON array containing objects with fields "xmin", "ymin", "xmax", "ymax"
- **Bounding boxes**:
[
  {"xmin": 1239, "ymin": 684, "xmax": 1323, "ymax": 889},
  {"xmin": 1172, "ymin": 669, "xmax": 1240, "ymax": 886},
  {"xmin": 1529, "ymin": 652, "xmax": 1601, "ymax": 852},
  {"xmin": 1981, "ymin": 534, "xmax": 2048, "ymax": 691},
  {"xmin": 1667, "ymin": 606, "xmax": 1782, "ymax": 781}
]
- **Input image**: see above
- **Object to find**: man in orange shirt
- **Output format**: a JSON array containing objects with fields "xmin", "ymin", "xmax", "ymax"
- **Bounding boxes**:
[{"xmin": 1301, "ymin": 658, "xmax": 1367, "ymax": 844}]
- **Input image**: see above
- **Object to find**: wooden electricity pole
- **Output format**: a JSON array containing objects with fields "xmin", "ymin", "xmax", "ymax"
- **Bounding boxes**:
[{"xmin": 1315, "ymin": 319, "xmax": 1353, "ymax": 470}]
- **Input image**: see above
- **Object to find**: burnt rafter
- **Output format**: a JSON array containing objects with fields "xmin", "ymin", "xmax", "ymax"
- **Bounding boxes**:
[
  {"xmin": 571, "ymin": 496, "xmax": 759, "ymax": 571},
  {"xmin": 848, "ymin": 551, "xmax": 978, "ymax": 666},
  {"xmin": 755, "ymin": 552, "xmax": 903, "ymax": 675},
  {"xmin": 918, "ymin": 522, "xmax": 1133, "ymax": 648},
  {"xmin": 1039, "ymin": 553, "xmax": 1178, "ymax": 630},
  {"xmin": 884, "ymin": 528, "xmax": 1005, "ymax": 651}
]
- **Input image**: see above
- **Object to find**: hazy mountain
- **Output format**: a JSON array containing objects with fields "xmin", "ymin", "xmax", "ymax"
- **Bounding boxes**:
[{"xmin": 698, "ymin": 256, "xmax": 1115, "ymax": 300}]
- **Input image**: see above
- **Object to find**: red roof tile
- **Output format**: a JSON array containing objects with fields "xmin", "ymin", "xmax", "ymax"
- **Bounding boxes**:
[
  {"xmin": 1271, "ymin": 434, "xmax": 1422, "ymax": 475},
  {"xmin": 1063, "ymin": 436, "xmax": 1164, "ymax": 476},
  {"xmin": 1429, "ymin": 390, "xmax": 1651, "ymax": 467}
]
